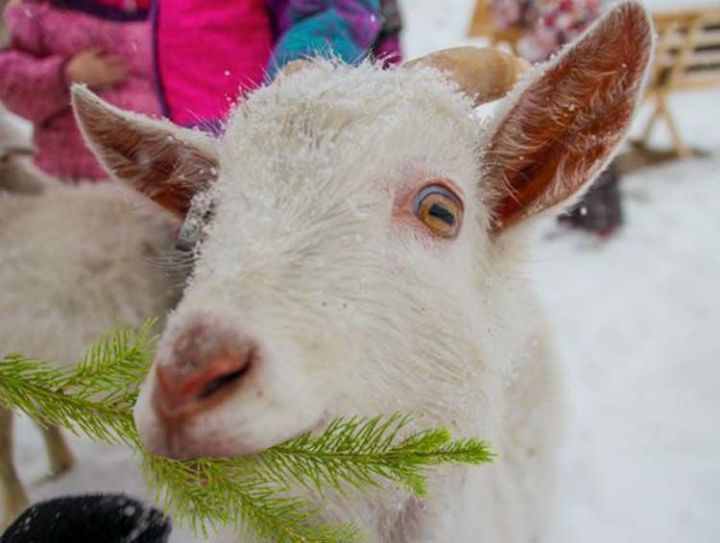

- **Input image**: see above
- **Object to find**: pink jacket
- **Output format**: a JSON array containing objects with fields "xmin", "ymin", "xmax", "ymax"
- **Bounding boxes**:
[
  {"xmin": 154, "ymin": 0, "xmax": 273, "ymax": 129},
  {"xmin": 0, "ymin": 0, "xmax": 160, "ymax": 181}
]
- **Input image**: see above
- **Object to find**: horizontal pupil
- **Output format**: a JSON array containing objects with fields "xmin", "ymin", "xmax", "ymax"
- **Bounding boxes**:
[{"xmin": 428, "ymin": 202, "xmax": 455, "ymax": 226}]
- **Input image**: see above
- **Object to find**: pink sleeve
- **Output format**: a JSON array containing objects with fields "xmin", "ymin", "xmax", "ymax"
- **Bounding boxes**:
[
  {"xmin": 0, "ymin": 49, "xmax": 70, "ymax": 123},
  {"xmin": 0, "ymin": 1, "xmax": 70, "ymax": 123}
]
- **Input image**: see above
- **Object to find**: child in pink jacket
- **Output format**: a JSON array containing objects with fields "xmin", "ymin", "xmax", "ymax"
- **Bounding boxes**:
[{"xmin": 0, "ymin": 0, "xmax": 160, "ymax": 182}]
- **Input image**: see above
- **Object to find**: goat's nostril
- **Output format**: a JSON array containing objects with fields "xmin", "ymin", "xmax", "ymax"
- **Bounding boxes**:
[
  {"xmin": 198, "ymin": 365, "xmax": 249, "ymax": 400},
  {"xmin": 154, "ymin": 348, "xmax": 255, "ymax": 416}
]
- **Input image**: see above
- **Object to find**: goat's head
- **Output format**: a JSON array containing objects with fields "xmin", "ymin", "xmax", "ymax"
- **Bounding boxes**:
[{"xmin": 74, "ymin": 3, "xmax": 652, "ymax": 458}]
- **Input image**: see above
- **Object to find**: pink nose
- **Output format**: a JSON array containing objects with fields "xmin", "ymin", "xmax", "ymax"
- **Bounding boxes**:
[{"xmin": 152, "ymin": 325, "xmax": 256, "ymax": 418}]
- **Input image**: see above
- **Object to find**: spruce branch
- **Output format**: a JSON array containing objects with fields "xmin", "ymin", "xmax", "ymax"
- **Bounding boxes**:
[
  {"xmin": 143, "ymin": 454, "xmax": 364, "ymax": 542},
  {"xmin": 61, "ymin": 319, "xmax": 158, "ymax": 402},
  {"xmin": 251, "ymin": 415, "xmax": 495, "ymax": 497},
  {"xmin": 0, "ymin": 321, "xmax": 496, "ymax": 542},
  {"xmin": 0, "ymin": 354, "xmax": 138, "ymax": 446},
  {"xmin": 0, "ymin": 321, "xmax": 157, "ymax": 445}
]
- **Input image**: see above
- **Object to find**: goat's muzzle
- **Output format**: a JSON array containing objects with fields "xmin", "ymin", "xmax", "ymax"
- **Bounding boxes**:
[{"xmin": 151, "ymin": 323, "xmax": 257, "ymax": 425}]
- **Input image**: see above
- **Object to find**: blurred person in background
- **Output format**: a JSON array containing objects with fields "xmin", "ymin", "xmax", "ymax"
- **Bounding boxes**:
[
  {"xmin": 153, "ymin": 0, "xmax": 403, "ymax": 132},
  {"xmin": 491, "ymin": 0, "xmax": 622, "ymax": 237},
  {"xmin": 0, "ymin": 0, "xmax": 403, "ymax": 180},
  {"xmin": 0, "ymin": 0, "xmax": 158, "ymax": 182}
]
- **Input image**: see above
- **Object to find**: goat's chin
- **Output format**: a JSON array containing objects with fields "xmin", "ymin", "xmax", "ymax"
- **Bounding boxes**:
[
  {"xmin": 143, "ymin": 422, "xmax": 324, "ymax": 460},
  {"xmin": 136, "ymin": 405, "xmax": 328, "ymax": 460},
  {"xmin": 142, "ymin": 434, "xmax": 276, "ymax": 460}
]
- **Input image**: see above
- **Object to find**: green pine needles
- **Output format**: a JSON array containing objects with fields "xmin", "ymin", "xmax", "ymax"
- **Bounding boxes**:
[
  {"xmin": 0, "ymin": 322, "xmax": 495, "ymax": 542},
  {"xmin": 0, "ymin": 322, "xmax": 153, "ymax": 446}
]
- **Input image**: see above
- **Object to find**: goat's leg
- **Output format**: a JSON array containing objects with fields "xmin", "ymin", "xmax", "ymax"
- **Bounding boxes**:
[
  {"xmin": 0, "ymin": 407, "xmax": 28, "ymax": 530},
  {"xmin": 39, "ymin": 424, "xmax": 74, "ymax": 477}
]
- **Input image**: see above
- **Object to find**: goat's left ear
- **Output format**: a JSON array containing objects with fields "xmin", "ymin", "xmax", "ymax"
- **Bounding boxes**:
[
  {"xmin": 72, "ymin": 86, "xmax": 219, "ymax": 216},
  {"xmin": 485, "ymin": 1, "xmax": 653, "ymax": 233}
]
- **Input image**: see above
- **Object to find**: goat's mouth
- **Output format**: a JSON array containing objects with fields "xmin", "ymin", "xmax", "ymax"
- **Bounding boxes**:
[{"xmin": 147, "ymin": 408, "xmax": 330, "ymax": 461}]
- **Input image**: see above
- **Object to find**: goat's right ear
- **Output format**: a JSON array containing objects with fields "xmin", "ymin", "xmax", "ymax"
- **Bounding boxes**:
[
  {"xmin": 483, "ymin": 1, "xmax": 653, "ymax": 233},
  {"xmin": 72, "ymin": 86, "xmax": 219, "ymax": 216}
]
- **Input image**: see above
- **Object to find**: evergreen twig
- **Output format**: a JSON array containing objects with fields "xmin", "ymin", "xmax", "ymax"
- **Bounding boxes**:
[
  {"xmin": 143, "ymin": 454, "xmax": 364, "ymax": 542},
  {"xmin": 0, "ymin": 320, "xmax": 156, "ymax": 445},
  {"xmin": 61, "ymin": 319, "xmax": 157, "ymax": 402},
  {"xmin": 251, "ymin": 415, "xmax": 495, "ymax": 496}
]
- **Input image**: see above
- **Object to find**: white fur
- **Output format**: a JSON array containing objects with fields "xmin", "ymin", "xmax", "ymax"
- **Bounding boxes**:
[{"xmin": 0, "ymin": 181, "xmax": 180, "ymax": 363}]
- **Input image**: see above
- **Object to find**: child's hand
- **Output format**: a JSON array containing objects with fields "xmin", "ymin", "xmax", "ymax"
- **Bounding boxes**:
[
  {"xmin": 65, "ymin": 47, "xmax": 129, "ymax": 89},
  {"xmin": 3, "ymin": 0, "xmax": 22, "ymax": 17}
]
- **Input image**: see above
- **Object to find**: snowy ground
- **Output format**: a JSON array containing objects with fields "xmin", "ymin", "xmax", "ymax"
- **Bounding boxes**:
[
  {"xmin": 537, "ymin": 151, "xmax": 720, "ymax": 543},
  {"xmin": 7, "ymin": 1, "xmax": 720, "ymax": 542}
]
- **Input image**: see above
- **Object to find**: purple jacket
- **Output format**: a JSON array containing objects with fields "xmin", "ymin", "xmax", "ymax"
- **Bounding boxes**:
[
  {"xmin": 265, "ymin": 0, "xmax": 402, "ymax": 70},
  {"xmin": 0, "ymin": 0, "xmax": 160, "ymax": 181}
]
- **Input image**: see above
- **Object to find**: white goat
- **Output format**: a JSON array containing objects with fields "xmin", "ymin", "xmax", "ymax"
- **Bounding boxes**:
[
  {"xmin": 72, "ymin": 3, "xmax": 652, "ymax": 541},
  {"xmin": 0, "ymin": 178, "xmax": 181, "ymax": 527}
]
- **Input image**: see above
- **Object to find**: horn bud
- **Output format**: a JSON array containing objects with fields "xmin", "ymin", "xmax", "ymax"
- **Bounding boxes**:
[{"xmin": 405, "ymin": 47, "xmax": 530, "ymax": 106}]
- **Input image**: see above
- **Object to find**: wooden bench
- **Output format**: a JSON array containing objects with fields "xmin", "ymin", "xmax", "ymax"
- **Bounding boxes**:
[{"xmin": 636, "ymin": 7, "xmax": 720, "ymax": 157}]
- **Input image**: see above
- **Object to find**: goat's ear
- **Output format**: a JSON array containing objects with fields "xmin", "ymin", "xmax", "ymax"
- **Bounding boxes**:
[
  {"xmin": 485, "ymin": 2, "xmax": 653, "ymax": 232},
  {"xmin": 72, "ymin": 86, "xmax": 219, "ymax": 216}
]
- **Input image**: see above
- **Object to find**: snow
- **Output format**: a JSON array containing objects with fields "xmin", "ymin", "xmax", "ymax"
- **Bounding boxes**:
[
  {"xmin": 7, "ymin": 1, "xmax": 720, "ymax": 542},
  {"xmin": 536, "ymin": 153, "xmax": 720, "ymax": 543}
]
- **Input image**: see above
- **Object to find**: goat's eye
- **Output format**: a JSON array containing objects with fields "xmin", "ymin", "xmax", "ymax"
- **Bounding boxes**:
[{"xmin": 413, "ymin": 184, "xmax": 463, "ymax": 239}]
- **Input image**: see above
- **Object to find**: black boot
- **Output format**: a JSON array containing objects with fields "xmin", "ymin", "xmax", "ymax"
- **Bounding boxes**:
[
  {"xmin": 0, "ymin": 494, "xmax": 171, "ymax": 543},
  {"xmin": 558, "ymin": 162, "xmax": 623, "ymax": 237}
]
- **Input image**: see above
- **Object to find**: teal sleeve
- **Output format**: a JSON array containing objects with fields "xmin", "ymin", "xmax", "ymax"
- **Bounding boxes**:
[{"xmin": 268, "ymin": 1, "xmax": 382, "ymax": 78}]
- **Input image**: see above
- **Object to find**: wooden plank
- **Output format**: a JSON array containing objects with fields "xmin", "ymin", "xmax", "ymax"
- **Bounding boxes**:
[
  {"xmin": 652, "ymin": 8, "xmax": 720, "ymax": 25},
  {"xmin": 670, "ymin": 72, "xmax": 720, "ymax": 91},
  {"xmin": 662, "ymin": 29, "xmax": 720, "ymax": 50},
  {"xmin": 656, "ymin": 50, "xmax": 720, "ymax": 69}
]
